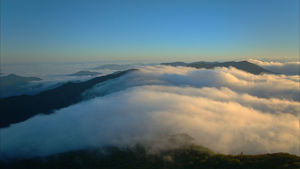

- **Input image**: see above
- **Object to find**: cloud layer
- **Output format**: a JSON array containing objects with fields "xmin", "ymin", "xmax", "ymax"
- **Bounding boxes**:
[
  {"xmin": 85, "ymin": 65, "xmax": 300, "ymax": 101},
  {"xmin": 249, "ymin": 59, "xmax": 300, "ymax": 75},
  {"xmin": 1, "ymin": 65, "xmax": 299, "ymax": 158}
]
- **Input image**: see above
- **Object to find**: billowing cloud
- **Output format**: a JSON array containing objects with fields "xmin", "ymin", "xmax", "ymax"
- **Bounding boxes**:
[
  {"xmin": 1, "ymin": 65, "xmax": 299, "ymax": 159},
  {"xmin": 248, "ymin": 59, "xmax": 300, "ymax": 75},
  {"xmin": 85, "ymin": 66, "xmax": 300, "ymax": 101}
]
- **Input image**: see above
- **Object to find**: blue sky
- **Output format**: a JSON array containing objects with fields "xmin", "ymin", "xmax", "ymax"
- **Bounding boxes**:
[{"xmin": 1, "ymin": 0, "xmax": 299, "ymax": 63}]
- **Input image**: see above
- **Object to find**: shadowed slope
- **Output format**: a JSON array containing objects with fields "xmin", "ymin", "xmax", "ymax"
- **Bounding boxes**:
[
  {"xmin": 1, "ymin": 145, "xmax": 299, "ymax": 169},
  {"xmin": 0, "ymin": 69, "xmax": 136, "ymax": 128}
]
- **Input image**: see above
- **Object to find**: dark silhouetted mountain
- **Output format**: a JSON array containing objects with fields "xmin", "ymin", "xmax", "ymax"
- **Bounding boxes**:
[
  {"xmin": 0, "ymin": 69, "xmax": 136, "ymax": 128},
  {"xmin": 0, "ymin": 74, "xmax": 43, "ymax": 98},
  {"xmin": 161, "ymin": 61, "xmax": 187, "ymax": 66},
  {"xmin": 161, "ymin": 61, "xmax": 271, "ymax": 74},
  {"xmin": 1, "ymin": 145, "xmax": 299, "ymax": 169},
  {"xmin": 93, "ymin": 64, "xmax": 132, "ymax": 70},
  {"xmin": 0, "ymin": 74, "xmax": 41, "ymax": 87},
  {"xmin": 69, "ymin": 71, "xmax": 101, "ymax": 76}
]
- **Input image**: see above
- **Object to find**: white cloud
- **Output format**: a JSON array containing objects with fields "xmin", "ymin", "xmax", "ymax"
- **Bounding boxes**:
[
  {"xmin": 85, "ymin": 66, "xmax": 300, "ymax": 101},
  {"xmin": 1, "ymin": 65, "xmax": 299, "ymax": 158},
  {"xmin": 248, "ymin": 59, "xmax": 300, "ymax": 75}
]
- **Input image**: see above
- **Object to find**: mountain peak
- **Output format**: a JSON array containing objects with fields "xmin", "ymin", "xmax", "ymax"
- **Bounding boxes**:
[{"xmin": 161, "ymin": 61, "xmax": 271, "ymax": 74}]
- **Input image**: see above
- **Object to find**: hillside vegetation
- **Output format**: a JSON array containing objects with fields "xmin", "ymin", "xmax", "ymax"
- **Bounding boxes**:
[{"xmin": 1, "ymin": 145, "xmax": 299, "ymax": 169}]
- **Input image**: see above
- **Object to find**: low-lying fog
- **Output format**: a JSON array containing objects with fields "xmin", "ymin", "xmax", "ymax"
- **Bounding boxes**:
[{"xmin": 1, "ymin": 60, "xmax": 299, "ymax": 158}]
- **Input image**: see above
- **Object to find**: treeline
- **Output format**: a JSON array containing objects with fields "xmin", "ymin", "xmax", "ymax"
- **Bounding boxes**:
[{"xmin": 1, "ymin": 145, "xmax": 299, "ymax": 169}]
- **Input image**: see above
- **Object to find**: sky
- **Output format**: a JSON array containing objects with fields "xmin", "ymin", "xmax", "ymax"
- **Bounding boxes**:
[{"xmin": 0, "ymin": 0, "xmax": 299, "ymax": 64}]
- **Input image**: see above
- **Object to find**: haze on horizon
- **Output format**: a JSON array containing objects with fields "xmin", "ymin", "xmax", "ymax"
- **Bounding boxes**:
[{"xmin": 1, "ymin": 0, "xmax": 299, "ymax": 64}]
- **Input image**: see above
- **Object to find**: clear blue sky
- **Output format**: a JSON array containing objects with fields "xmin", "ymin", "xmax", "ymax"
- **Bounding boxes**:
[{"xmin": 1, "ymin": 0, "xmax": 299, "ymax": 63}]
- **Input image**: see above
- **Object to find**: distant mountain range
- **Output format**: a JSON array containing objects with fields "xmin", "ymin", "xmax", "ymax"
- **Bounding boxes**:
[
  {"xmin": 161, "ymin": 61, "xmax": 271, "ymax": 74},
  {"xmin": 93, "ymin": 64, "xmax": 133, "ymax": 70},
  {"xmin": 0, "ymin": 74, "xmax": 42, "ymax": 86},
  {"xmin": 69, "ymin": 70, "xmax": 101, "ymax": 76},
  {"xmin": 0, "ymin": 74, "xmax": 43, "ymax": 98},
  {"xmin": 0, "ymin": 69, "xmax": 136, "ymax": 128},
  {"xmin": 0, "ymin": 61, "xmax": 271, "ymax": 128}
]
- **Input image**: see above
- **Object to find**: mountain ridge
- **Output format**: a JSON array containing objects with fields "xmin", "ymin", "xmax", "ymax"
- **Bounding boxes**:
[
  {"xmin": 1, "ymin": 145, "xmax": 299, "ymax": 169},
  {"xmin": 68, "ymin": 70, "xmax": 101, "ymax": 76},
  {"xmin": 161, "ymin": 61, "xmax": 271, "ymax": 74},
  {"xmin": 0, "ymin": 69, "xmax": 136, "ymax": 128},
  {"xmin": 0, "ymin": 61, "xmax": 271, "ymax": 128},
  {"xmin": 0, "ymin": 74, "xmax": 42, "ymax": 86}
]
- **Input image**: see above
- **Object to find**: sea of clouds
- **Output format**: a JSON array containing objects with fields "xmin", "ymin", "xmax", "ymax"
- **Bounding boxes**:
[
  {"xmin": 0, "ymin": 64, "xmax": 299, "ymax": 159},
  {"xmin": 0, "ymin": 62, "xmax": 145, "ymax": 98},
  {"xmin": 249, "ymin": 59, "xmax": 300, "ymax": 75}
]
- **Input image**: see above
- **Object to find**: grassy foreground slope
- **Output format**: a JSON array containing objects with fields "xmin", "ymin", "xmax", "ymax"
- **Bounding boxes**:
[{"xmin": 1, "ymin": 145, "xmax": 299, "ymax": 169}]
